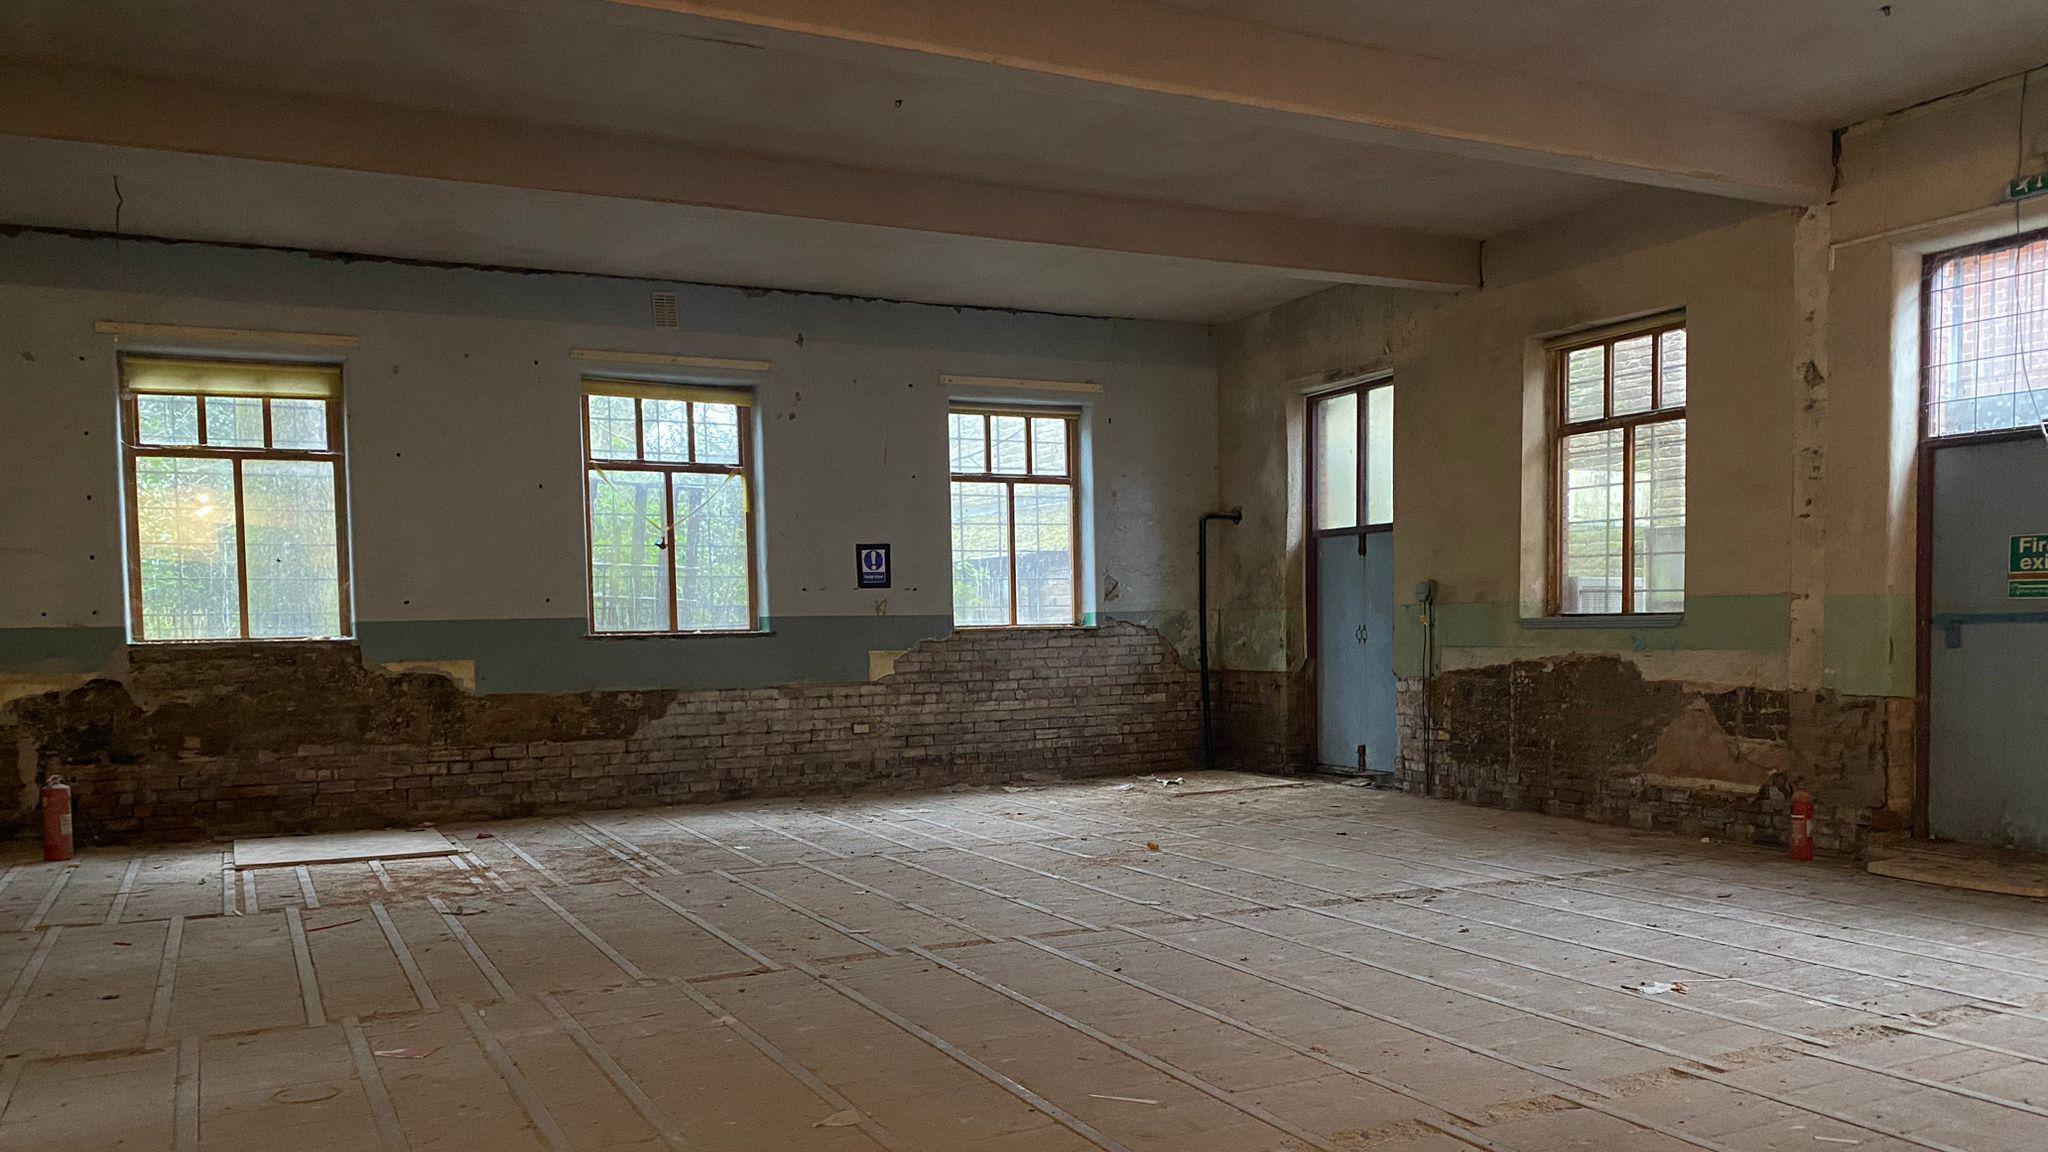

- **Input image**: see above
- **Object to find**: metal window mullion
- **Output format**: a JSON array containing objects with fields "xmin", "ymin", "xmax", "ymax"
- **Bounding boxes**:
[
  {"xmin": 663, "ymin": 467, "xmax": 679, "ymax": 632},
  {"xmin": 634, "ymin": 397, "xmax": 646, "ymax": 461},
  {"xmin": 326, "ymin": 395, "xmax": 354, "ymax": 640},
  {"xmin": 196, "ymin": 392, "xmax": 209, "ymax": 445},
  {"xmin": 1620, "ymin": 425, "xmax": 1636, "ymax": 615},
  {"xmin": 1602, "ymin": 335, "xmax": 1615, "ymax": 419},
  {"xmin": 1650, "ymin": 329, "xmax": 1662, "ymax": 410},
  {"xmin": 1006, "ymin": 481, "xmax": 1019, "ymax": 627},
  {"xmin": 685, "ymin": 399, "xmax": 697, "ymax": 463},
  {"xmin": 1355, "ymin": 387, "xmax": 1368, "ymax": 530},
  {"xmin": 232, "ymin": 456, "xmax": 251, "ymax": 639},
  {"xmin": 1068, "ymin": 416, "xmax": 1080, "ymax": 624},
  {"xmin": 123, "ymin": 407, "xmax": 147, "ymax": 640},
  {"xmin": 740, "ymin": 411, "xmax": 758, "ymax": 630}
]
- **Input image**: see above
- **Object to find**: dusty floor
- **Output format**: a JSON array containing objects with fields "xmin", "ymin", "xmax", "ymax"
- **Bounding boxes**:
[{"xmin": 2, "ymin": 773, "xmax": 2047, "ymax": 1151}]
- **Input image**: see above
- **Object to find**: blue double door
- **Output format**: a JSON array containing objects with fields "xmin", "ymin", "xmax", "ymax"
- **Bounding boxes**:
[{"xmin": 1316, "ymin": 531, "xmax": 1396, "ymax": 775}]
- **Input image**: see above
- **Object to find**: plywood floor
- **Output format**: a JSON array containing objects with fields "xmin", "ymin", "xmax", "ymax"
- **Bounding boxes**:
[{"xmin": 3, "ymin": 772, "xmax": 2047, "ymax": 1151}]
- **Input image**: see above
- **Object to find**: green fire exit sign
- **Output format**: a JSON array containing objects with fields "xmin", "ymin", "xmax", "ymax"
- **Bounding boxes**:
[{"xmin": 2013, "ymin": 534, "xmax": 2048, "ymax": 598}]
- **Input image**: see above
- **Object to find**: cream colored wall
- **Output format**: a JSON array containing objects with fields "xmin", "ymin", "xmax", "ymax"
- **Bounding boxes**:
[
  {"xmin": 1216, "ymin": 210, "xmax": 1803, "ymax": 688},
  {"xmin": 1213, "ymin": 63, "xmax": 2048, "ymax": 699}
]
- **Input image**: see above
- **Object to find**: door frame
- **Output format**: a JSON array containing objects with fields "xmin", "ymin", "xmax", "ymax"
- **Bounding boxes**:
[
  {"xmin": 1913, "ymin": 425, "xmax": 2039, "ymax": 838},
  {"xmin": 1305, "ymin": 375, "xmax": 1393, "ymax": 770},
  {"xmin": 1911, "ymin": 227, "xmax": 2048, "ymax": 837}
]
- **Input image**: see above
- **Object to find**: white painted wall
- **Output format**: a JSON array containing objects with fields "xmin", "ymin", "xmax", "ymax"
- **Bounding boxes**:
[{"xmin": 0, "ymin": 231, "xmax": 1217, "ymax": 685}]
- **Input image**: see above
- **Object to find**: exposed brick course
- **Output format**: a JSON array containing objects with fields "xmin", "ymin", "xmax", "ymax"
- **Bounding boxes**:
[
  {"xmin": 1214, "ymin": 667, "xmax": 1312, "ymax": 774},
  {"xmin": 1, "ymin": 622, "xmax": 1200, "ymax": 843},
  {"xmin": 1395, "ymin": 656, "xmax": 1907, "ymax": 854}
]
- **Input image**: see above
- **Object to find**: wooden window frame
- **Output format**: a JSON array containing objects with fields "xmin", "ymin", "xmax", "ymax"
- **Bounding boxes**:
[
  {"xmin": 1308, "ymin": 380, "xmax": 1393, "ymax": 540},
  {"xmin": 581, "ymin": 379, "xmax": 761, "ymax": 635},
  {"xmin": 118, "ymin": 357, "xmax": 354, "ymax": 643},
  {"xmin": 947, "ymin": 406, "xmax": 1082, "ymax": 628},
  {"xmin": 1550, "ymin": 319, "xmax": 1687, "ymax": 617}
]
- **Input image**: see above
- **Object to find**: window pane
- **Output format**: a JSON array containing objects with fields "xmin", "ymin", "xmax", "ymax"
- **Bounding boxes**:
[
  {"xmin": 587, "ymin": 394, "xmax": 638, "ymax": 461},
  {"xmin": 990, "ymin": 415, "xmax": 1028, "ymax": 475},
  {"xmin": 588, "ymin": 468, "xmax": 671, "ymax": 631},
  {"xmin": 1565, "ymin": 346, "xmax": 1606, "ymax": 422},
  {"xmin": 1365, "ymin": 386, "xmax": 1393, "ymax": 526},
  {"xmin": 134, "ymin": 456, "xmax": 241, "ymax": 640},
  {"xmin": 1658, "ymin": 329, "xmax": 1688, "ymax": 409},
  {"xmin": 1924, "ymin": 235, "xmax": 2048, "ymax": 437},
  {"xmin": 1313, "ymin": 391, "xmax": 1358, "ymax": 531},
  {"xmin": 950, "ymin": 481, "xmax": 1012, "ymax": 626},
  {"xmin": 948, "ymin": 412, "xmax": 986, "ymax": 473},
  {"xmin": 692, "ymin": 402, "xmax": 741, "ymax": 466},
  {"xmin": 204, "ymin": 395, "xmax": 265, "ymax": 447},
  {"xmin": 243, "ymin": 460, "xmax": 343, "ymax": 638},
  {"xmin": 1632, "ymin": 420, "xmax": 1687, "ymax": 614},
  {"xmin": 672, "ymin": 472, "xmax": 751, "ymax": 630},
  {"xmin": 136, "ymin": 394, "xmax": 200, "ymax": 446},
  {"xmin": 1030, "ymin": 417, "xmax": 1068, "ymax": 476},
  {"xmin": 641, "ymin": 398, "xmax": 690, "ymax": 462},
  {"xmin": 269, "ymin": 398, "xmax": 329, "ymax": 451},
  {"xmin": 1611, "ymin": 335, "xmax": 1654, "ymax": 415},
  {"xmin": 1560, "ymin": 429, "xmax": 1624, "ymax": 614},
  {"xmin": 1014, "ymin": 483, "xmax": 1074, "ymax": 625}
]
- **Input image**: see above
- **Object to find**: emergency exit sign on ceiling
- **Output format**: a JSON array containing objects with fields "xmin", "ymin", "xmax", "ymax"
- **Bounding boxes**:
[
  {"xmin": 2009, "ymin": 172, "xmax": 2048, "ymax": 201},
  {"xmin": 2012, "ymin": 534, "xmax": 2048, "ymax": 598}
]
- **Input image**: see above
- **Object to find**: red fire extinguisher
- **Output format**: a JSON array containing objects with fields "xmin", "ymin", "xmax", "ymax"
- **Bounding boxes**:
[
  {"xmin": 1788, "ymin": 787, "xmax": 1814, "ymax": 862},
  {"xmin": 42, "ymin": 776, "xmax": 74, "ymax": 863}
]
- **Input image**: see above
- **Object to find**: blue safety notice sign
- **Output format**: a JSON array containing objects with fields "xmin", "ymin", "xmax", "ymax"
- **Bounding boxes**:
[{"xmin": 857, "ymin": 543, "xmax": 891, "ymax": 589}]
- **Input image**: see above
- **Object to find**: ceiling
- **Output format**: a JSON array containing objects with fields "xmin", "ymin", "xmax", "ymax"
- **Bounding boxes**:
[
  {"xmin": 0, "ymin": 0, "xmax": 1621, "ymax": 236},
  {"xmin": 1159, "ymin": 0, "xmax": 2048, "ymax": 127},
  {"xmin": 0, "ymin": 137, "xmax": 1328, "ymax": 322},
  {"xmin": 0, "ymin": 0, "xmax": 2040, "ymax": 322}
]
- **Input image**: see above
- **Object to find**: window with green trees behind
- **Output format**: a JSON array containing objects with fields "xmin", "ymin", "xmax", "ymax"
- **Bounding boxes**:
[{"xmin": 584, "ymin": 380, "xmax": 756, "ymax": 633}]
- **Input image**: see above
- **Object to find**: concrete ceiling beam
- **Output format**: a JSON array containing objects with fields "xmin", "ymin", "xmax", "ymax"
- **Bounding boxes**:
[
  {"xmin": 600, "ymin": 0, "xmax": 1834, "ymax": 205},
  {"xmin": 0, "ymin": 57, "xmax": 1481, "ymax": 291}
]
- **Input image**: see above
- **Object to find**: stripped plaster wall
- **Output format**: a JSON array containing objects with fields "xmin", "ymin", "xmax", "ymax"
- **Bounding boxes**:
[
  {"xmin": 1210, "ymin": 67, "xmax": 2048, "ymax": 843},
  {"xmin": 0, "ymin": 229, "xmax": 1219, "ymax": 698}
]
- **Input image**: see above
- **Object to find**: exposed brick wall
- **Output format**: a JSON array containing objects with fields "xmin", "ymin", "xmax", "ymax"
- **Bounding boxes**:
[
  {"xmin": 0, "ymin": 622, "xmax": 1199, "ymax": 843},
  {"xmin": 1396, "ymin": 656, "xmax": 1908, "ymax": 854},
  {"xmin": 1213, "ymin": 668, "xmax": 1312, "ymax": 774}
]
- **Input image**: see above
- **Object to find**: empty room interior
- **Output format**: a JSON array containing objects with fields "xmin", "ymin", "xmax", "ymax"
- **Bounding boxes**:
[{"xmin": 6, "ymin": 2, "xmax": 2048, "ymax": 1149}]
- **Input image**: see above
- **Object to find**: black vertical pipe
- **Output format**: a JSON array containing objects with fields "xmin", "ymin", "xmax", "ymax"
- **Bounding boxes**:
[{"xmin": 1197, "ymin": 508, "xmax": 1242, "ymax": 769}]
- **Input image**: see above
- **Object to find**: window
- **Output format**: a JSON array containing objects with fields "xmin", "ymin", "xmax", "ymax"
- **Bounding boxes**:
[
  {"xmin": 1311, "ymin": 381, "xmax": 1393, "ymax": 532},
  {"xmin": 583, "ymin": 380, "xmax": 757, "ymax": 633},
  {"xmin": 1553, "ymin": 320, "xmax": 1687, "ymax": 615},
  {"xmin": 119, "ymin": 356, "xmax": 351, "ymax": 641},
  {"xmin": 1925, "ymin": 229, "xmax": 2048, "ymax": 438},
  {"xmin": 948, "ymin": 408, "xmax": 1079, "ymax": 626}
]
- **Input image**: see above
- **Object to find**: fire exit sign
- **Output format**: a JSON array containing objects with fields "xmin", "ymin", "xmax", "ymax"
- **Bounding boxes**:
[{"xmin": 2012, "ymin": 534, "xmax": 2048, "ymax": 598}]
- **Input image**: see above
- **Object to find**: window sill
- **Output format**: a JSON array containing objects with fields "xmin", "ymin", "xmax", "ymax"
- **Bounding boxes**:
[
  {"xmin": 1521, "ymin": 614, "xmax": 1684, "ymax": 630},
  {"xmin": 584, "ymin": 629, "xmax": 775, "ymax": 640},
  {"xmin": 128, "ymin": 636, "xmax": 356, "ymax": 647},
  {"xmin": 953, "ymin": 623, "xmax": 1092, "ymax": 632}
]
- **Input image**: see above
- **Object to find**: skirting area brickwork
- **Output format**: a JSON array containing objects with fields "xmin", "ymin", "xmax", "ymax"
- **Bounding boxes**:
[
  {"xmin": 1212, "ymin": 667, "xmax": 1312, "ymax": 774},
  {"xmin": 1, "ymin": 622, "xmax": 1199, "ymax": 843},
  {"xmin": 1396, "ymin": 656, "xmax": 1910, "ymax": 853}
]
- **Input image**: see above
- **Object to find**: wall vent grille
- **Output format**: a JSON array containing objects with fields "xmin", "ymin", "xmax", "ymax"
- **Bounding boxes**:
[{"xmin": 651, "ymin": 292, "xmax": 679, "ymax": 328}]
